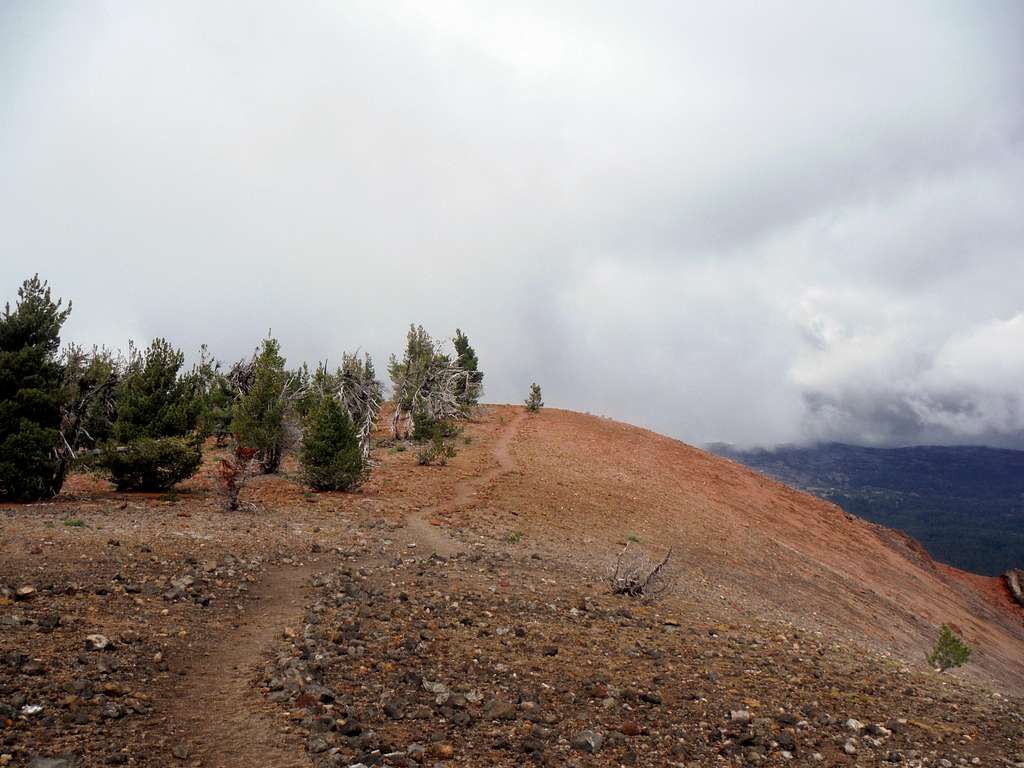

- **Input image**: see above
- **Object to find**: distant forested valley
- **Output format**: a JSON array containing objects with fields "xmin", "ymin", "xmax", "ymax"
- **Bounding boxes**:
[{"xmin": 709, "ymin": 443, "xmax": 1024, "ymax": 576}]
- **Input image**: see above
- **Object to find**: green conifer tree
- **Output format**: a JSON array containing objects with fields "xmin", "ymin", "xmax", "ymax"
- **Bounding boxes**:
[
  {"xmin": 453, "ymin": 328, "xmax": 483, "ymax": 408},
  {"xmin": 388, "ymin": 324, "xmax": 440, "ymax": 414},
  {"xmin": 299, "ymin": 395, "xmax": 365, "ymax": 490},
  {"xmin": 62, "ymin": 344, "xmax": 120, "ymax": 451},
  {"xmin": 180, "ymin": 344, "xmax": 230, "ymax": 442},
  {"xmin": 927, "ymin": 624, "xmax": 972, "ymax": 672},
  {"xmin": 100, "ymin": 337, "xmax": 202, "ymax": 491},
  {"xmin": 199, "ymin": 371, "xmax": 236, "ymax": 446},
  {"xmin": 525, "ymin": 382, "xmax": 543, "ymax": 413},
  {"xmin": 113, "ymin": 338, "xmax": 196, "ymax": 443},
  {"xmin": 0, "ymin": 276, "xmax": 72, "ymax": 501},
  {"xmin": 231, "ymin": 337, "xmax": 289, "ymax": 473}
]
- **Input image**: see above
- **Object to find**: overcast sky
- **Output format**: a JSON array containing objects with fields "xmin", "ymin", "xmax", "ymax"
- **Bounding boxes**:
[{"xmin": 2, "ymin": 1, "xmax": 1022, "ymax": 448}]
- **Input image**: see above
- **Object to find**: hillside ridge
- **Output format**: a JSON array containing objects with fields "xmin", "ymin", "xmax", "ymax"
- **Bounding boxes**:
[{"xmin": 2, "ymin": 405, "xmax": 1023, "ymax": 767}]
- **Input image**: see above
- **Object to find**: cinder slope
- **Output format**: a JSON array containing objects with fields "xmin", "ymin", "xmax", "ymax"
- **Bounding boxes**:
[{"xmin": 483, "ymin": 409, "xmax": 1024, "ymax": 691}]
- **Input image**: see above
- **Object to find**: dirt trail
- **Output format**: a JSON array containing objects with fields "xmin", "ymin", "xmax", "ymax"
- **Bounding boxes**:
[
  {"xmin": 165, "ymin": 562, "xmax": 319, "ymax": 768},
  {"xmin": 159, "ymin": 412, "xmax": 525, "ymax": 766},
  {"xmin": 405, "ymin": 409, "xmax": 526, "ymax": 556}
]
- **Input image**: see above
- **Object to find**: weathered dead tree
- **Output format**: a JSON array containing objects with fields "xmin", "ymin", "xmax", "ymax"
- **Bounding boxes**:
[
  {"xmin": 336, "ymin": 353, "xmax": 383, "ymax": 459},
  {"xmin": 305, "ymin": 353, "xmax": 383, "ymax": 459},
  {"xmin": 1005, "ymin": 569, "xmax": 1024, "ymax": 608},
  {"xmin": 388, "ymin": 324, "xmax": 478, "ymax": 440},
  {"xmin": 608, "ymin": 544, "xmax": 675, "ymax": 599},
  {"xmin": 55, "ymin": 345, "xmax": 122, "ymax": 485},
  {"xmin": 226, "ymin": 355, "xmax": 258, "ymax": 397},
  {"xmin": 391, "ymin": 359, "xmax": 474, "ymax": 439}
]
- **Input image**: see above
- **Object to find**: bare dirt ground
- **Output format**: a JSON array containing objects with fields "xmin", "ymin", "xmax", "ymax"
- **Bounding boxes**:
[
  {"xmin": 448, "ymin": 409, "xmax": 1024, "ymax": 692},
  {"xmin": 164, "ymin": 561, "xmax": 318, "ymax": 768},
  {"xmin": 2, "ymin": 405, "xmax": 1023, "ymax": 767},
  {"xmin": 405, "ymin": 410, "xmax": 526, "ymax": 558}
]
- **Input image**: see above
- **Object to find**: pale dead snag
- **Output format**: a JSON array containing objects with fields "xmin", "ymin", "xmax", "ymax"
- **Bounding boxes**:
[
  {"xmin": 335, "ymin": 353, "xmax": 383, "ymax": 460},
  {"xmin": 226, "ymin": 355, "xmax": 258, "ymax": 396},
  {"xmin": 608, "ymin": 544, "xmax": 675, "ymax": 599},
  {"xmin": 391, "ymin": 358, "xmax": 475, "ymax": 440},
  {"xmin": 1005, "ymin": 569, "xmax": 1024, "ymax": 608},
  {"xmin": 304, "ymin": 355, "xmax": 383, "ymax": 461}
]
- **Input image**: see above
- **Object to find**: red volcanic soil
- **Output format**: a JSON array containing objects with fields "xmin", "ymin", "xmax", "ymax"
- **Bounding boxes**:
[
  {"xmin": 3, "ymin": 404, "xmax": 1023, "ymax": 767},
  {"xmin": 450, "ymin": 408, "xmax": 1024, "ymax": 692}
]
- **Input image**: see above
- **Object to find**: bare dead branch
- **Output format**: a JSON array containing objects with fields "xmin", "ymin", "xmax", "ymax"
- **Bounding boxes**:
[
  {"xmin": 392, "ymin": 358, "xmax": 474, "ymax": 439},
  {"xmin": 607, "ymin": 544, "xmax": 675, "ymax": 600}
]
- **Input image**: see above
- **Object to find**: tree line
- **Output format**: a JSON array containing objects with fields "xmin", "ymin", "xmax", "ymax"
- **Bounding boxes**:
[{"xmin": 0, "ymin": 276, "xmax": 486, "ymax": 503}]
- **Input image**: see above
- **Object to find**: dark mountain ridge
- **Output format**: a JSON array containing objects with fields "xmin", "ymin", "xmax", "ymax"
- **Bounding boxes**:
[{"xmin": 708, "ymin": 442, "xmax": 1024, "ymax": 576}]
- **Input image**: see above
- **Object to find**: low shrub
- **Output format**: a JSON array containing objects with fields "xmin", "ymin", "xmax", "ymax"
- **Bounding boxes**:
[
  {"xmin": 98, "ymin": 436, "xmax": 201, "ymax": 492},
  {"xmin": 416, "ymin": 425, "xmax": 456, "ymax": 466},
  {"xmin": 411, "ymin": 406, "xmax": 436, "ymax": 441},
  {"xmin": 927, "ymin": 624, "xmax": 972, "ymax": 671}
]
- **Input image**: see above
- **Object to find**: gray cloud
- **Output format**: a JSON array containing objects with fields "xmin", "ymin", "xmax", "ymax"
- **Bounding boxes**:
[{"xmin": 2, "ymin": 1, "xmax": 1022, "ymax": 448}]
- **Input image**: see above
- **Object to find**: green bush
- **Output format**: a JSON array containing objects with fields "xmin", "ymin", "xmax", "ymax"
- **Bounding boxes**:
[
  {"xmin": 412, "ymin": 406, "xmax": 460, "ymax": 442},
  {"xmin": 927, "ymin": 624, "xmax": 972, "ymax": 671},
  {"xmin": 98, "ymin": 437, "xmax": 202, "ymax": 492},
  {"xmin": 416, "ymin": 425, "xmax": 456, "ymax": 466},
  {"xmin": 411, "ymin": 404, "xmax": 436, "ymax": 441},
  {"xmin": 98, "ymin": 337, "xmax": 203, "ymax": 491},
  {"xmin": 0, "ymin": 276, "xmax": 72, "ymax": 501},
  {"xmin": 299, "ymin": 396, "xmax": 365, "ymax": 491}
]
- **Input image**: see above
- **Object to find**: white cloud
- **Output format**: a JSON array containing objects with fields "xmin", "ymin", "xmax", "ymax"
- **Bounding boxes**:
[{"xmin": 1, "ymin": 1, "xmax": 1022, "ymax": 447}]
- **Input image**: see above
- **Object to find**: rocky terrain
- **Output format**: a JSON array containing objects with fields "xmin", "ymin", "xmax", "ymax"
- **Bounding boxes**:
[{"xmin": 2, "ymin": 406, "xmax": 1023, "ymax": 767}]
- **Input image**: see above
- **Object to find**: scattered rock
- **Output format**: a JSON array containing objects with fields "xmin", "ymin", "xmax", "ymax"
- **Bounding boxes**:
[
  {"xmin": 383, "ymin": 698, "xmax": 405, "ymax": 720},
  {"xmin": 84, "ymin": 634, "xmax": 111, "ymax": 651},
  {"xmin": 170, "ymin": 743, "xmax": 190, "ymax": 760},
  {"xmin": 483, "ymin": 698, "xmax": 517, "ymax": 721},
  {"xmin": 27, "ymin": 759, "xmax": 71, "ymax": 768},
  {"xmin": 428, "ymin": 743, "xmax": 455, "ymax": 759},
  {"xmin": 571, "ymin": 729, "xmax": 604, "ymax": 753}
]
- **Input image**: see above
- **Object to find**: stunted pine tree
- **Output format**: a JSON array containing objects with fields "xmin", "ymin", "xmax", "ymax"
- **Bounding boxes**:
[
  {"xmin": 199, "ymin": 370, "xmax": 236, "ymax": 446},
  {"xmin": 0, "ymin": 276, "xmax": 72, "ymax": 501},
  {"xmin": 299, "ymin": 395, "xmax": 365, "ymax": 491},
  {"xmin": 525, "ymin": 382, "xmax": 543, "ymax": 413},
  {"xmin": 180, "ymin": 344, "xmax": 234, "ymax": 443},
  {"xmin": 453, "ymin": 329, "xmax": 483, "ymax": 408},
  {"xmin": 231, "ymin": 337, "xmax": 290, "ymax": 473},
  {"xmin": 292, "ymin": 352, "xmax": 382, "ymax": 459},
  {"xmin": 100, "ymin": 338, "xmax": 202, "ymax": 491},
  {"xmin": 112, "ymin": 339, "xmax": 197, "ymax": 443},
  {"xmin": 927, "ymin": 624, "xmax": 972, "ymax": 672}
]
